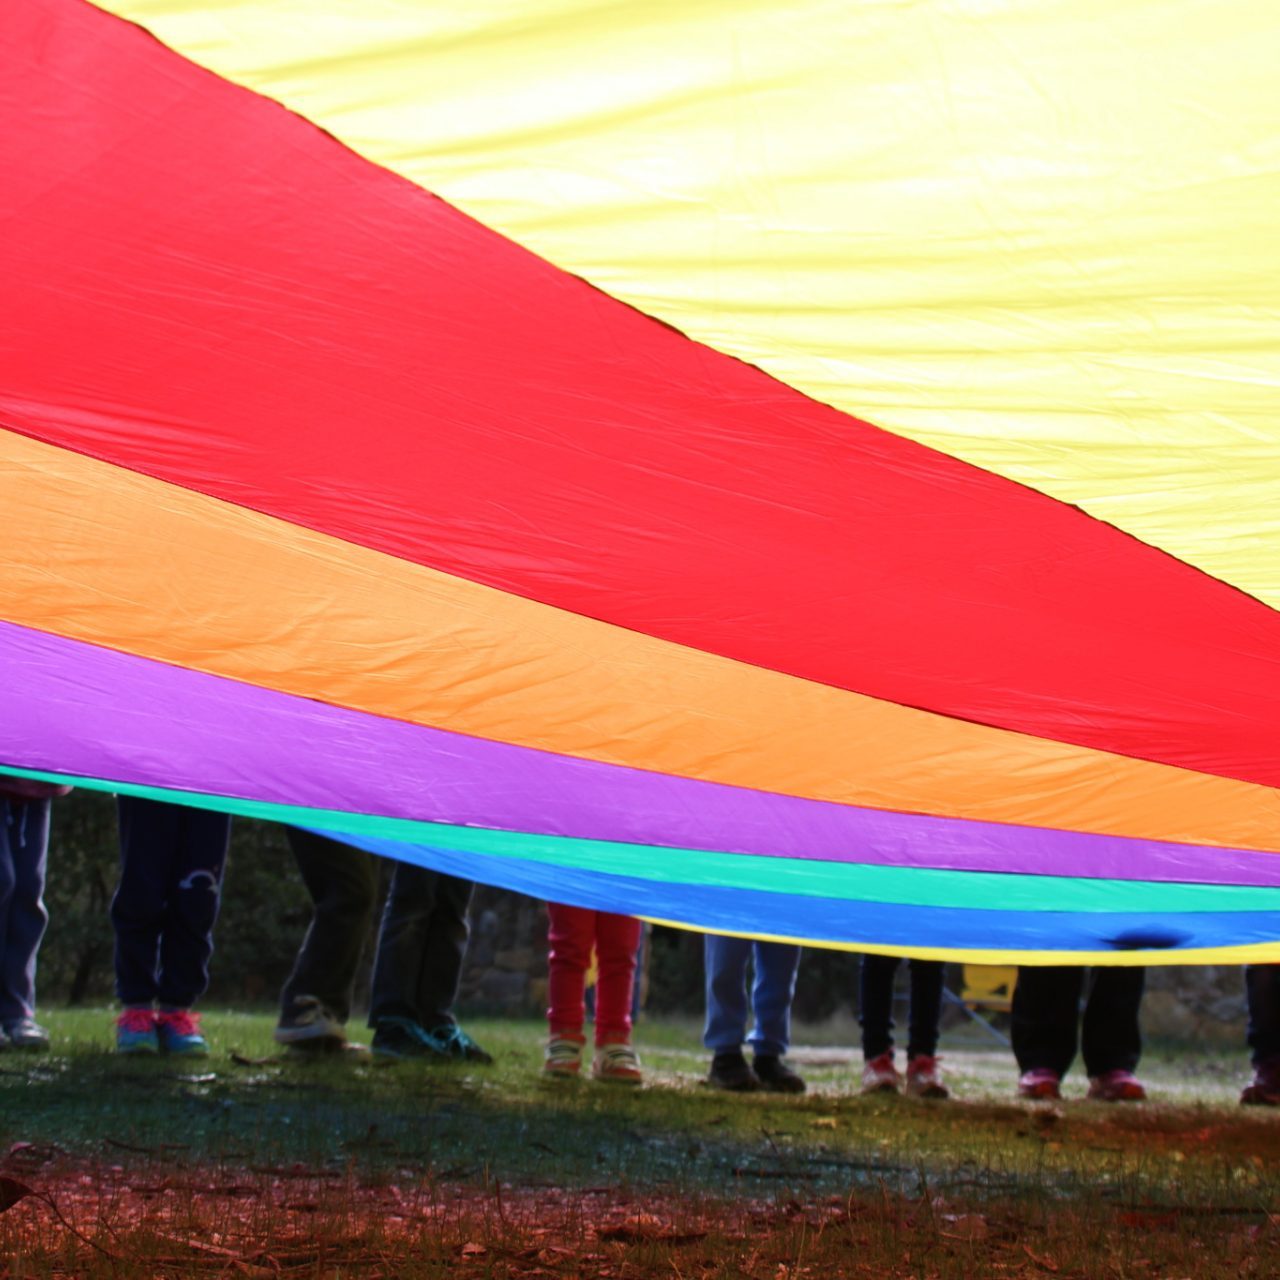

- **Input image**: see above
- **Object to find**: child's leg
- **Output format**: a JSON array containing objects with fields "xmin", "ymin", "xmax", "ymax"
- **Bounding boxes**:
[
  {"xmin": 155, "ymin": 805, "xmax": 231, "ymax": 1009},
  {"xmin": 859, "ymin": 953, "xmax": 901, "ymax": 1058},
  {"xmin": 414, "ymin": 872, "xmax": 474, "ymax": 1029},
  {"xmin": 703, "ymin": 933, "xmax": 753, "ymax": 1052},
  {"xmin": 0, "ymin": 798, "xmax": 50, "ymax": 1024},
  {"xmin": 1246, "ymin": 965, "xmax": 1280, "ymax": 1068},
  {"xmin": 546, "ymin": 903, "xmax": 595, "ymax": 1037},
  {"xmin": 112, "ymin": 795, "xmax": 184, "ymax": 1007},
  {"xmin": 747, "ymin": 941, "xmax": 801, "ymax": 1058},
  {"xmin": 591, "ymin": 913, "xmax": 642, "ymax": 1046},
  {"xmin": 279, "ymin": 827, "xmax": 378, "ymax": 1028},
  {"xmin": 369, "ymin": 862, "xmax": 438, "ymax": 1026},
  {"xmin": 1011, "ymin": 965, "xmax": 1084, "ymax": 1078},
  {"xmin": 1080, "ymin": 966, "xmax": 1144, "ymax": 1078},
  {"xmin": 905, "ymin": 959, "xmax": 946, "ymax": 1059},
  {"xmin": 0, "ymin": 803, "xmax": 19, "ymax": 1015}
]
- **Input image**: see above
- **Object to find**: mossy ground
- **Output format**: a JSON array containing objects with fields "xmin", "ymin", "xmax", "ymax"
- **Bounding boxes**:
[{"xmin": 1, "ymin": 1011, "xmax": 1276, "ymax": 1277}]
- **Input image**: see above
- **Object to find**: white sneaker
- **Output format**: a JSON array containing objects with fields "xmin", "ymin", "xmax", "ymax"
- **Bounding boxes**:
[
  {"xmin": 4, "ymin": 1017, "xmax": 50, "ymax": 1051},
  {"xmin": 544, "ymin": 1034, "xmax": 585, "ymax": 1077},
  {"xmin": 861, "ymin": 1051, "xmax": 901, "ymax": 1094},
  {"xmin": 274, "ymin": 996, "xmax": 346, "ymax": 1047},
  {"xmin": 905, "ymin": 1054, "xmax": 950, "ymax": 1099},
  {"xmin": 592, "ymin": 1042, "xmax": 643, "ymax": 1085}
]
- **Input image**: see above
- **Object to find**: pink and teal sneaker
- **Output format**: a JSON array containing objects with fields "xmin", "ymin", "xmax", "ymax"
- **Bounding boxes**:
[
  {"xmin": 156, "ymin": 1009, "xmax": 208, "ymax": 1057},
  {"xmin": 115, "ymin": 1007, "xmax": 159, "ymax": 1055}
]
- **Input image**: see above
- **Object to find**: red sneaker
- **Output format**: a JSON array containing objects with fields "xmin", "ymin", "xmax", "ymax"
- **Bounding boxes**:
[
  {"xmin": 861, "ymin": 1051, "xmax": 901, "ymax": 1094},
  {"xmin": 1087, "ymin": 1069, "xmax": 1147, "ymax": 1102},
  {"xmin": 1017, "ymin": 1067, "xmax": 1062, "ymax": 1100},
  {"xmin": 906, "ymin": 1054, "xmax": 950, "ymax": 1099}
]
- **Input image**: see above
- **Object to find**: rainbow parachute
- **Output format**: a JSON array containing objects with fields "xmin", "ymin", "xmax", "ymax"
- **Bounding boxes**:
[{"xmin": 4, "ymin": 0, "xmax": 1280, "ymax": 964}]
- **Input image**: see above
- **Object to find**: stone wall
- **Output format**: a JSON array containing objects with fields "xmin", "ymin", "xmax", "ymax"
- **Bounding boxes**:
[
  {"xmin": 1142, "ymin": 964, "xmax": 1248, "ymax": 1043},
  {"xmin": 457, "ymin": 886, "xmax": 550, "ymax": 1016}
]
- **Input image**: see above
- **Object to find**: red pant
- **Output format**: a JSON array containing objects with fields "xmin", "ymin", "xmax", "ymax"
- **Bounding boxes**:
[{"xmin": 546, "ymin": 903, "xmax": 641, "ymax": 1046}]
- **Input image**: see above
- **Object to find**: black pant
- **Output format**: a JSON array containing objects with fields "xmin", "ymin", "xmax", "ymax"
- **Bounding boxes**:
[
  {"xmin": 859, "ymin": 954, "xmax": 944, "ymax": 1059},
  {"xmin": 1011, "ymin": 965, "xmax": 1144, "ymax": 1078},
  {"xmin": 1245, "ymin": 965, "xmax": 1280, "ymax": 1067},
  {"xmin": 368, "ymin": 862, "xmax": 473, "ymax": 1029},
  {"xmin": 111, "ymin": 797, "xmax": 231, "ymax": 1007},
  {"xmin": 278, "ymin": 829, "xmax": 379, "ymax": 1025}
]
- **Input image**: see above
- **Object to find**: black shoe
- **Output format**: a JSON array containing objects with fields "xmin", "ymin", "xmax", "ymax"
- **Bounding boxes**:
[
  {"xmin": 708, "ymin": 1049, "xmax": 760, "ymax": 1092},
  {"xmin": 753, "ymin": 1054, "xmax": 807, "ymax": 1094}
]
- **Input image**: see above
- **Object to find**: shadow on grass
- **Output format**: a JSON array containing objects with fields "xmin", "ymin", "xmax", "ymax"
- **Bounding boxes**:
[{"xmin": 2, "ymin": 1012, "xmax": 1279, "ymax": 1276}]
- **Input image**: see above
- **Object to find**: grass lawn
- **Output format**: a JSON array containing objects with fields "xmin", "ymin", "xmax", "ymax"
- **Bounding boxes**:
[{"xmin": 1, "ymin": 1009, "xmax": 1277, "ymax": 1277}]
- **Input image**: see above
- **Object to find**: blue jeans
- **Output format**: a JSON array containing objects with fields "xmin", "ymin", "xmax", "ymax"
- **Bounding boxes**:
[
  {"xmin": 111, "ymin": 797, "xmax": 231, "ymax": 1007},
  {"xmin": 368, "ymin": 862, "xmax": 473, "ymax": 1029},
  {"xmin": 0, "ymin": 798, "xmax": 51, "ymax": 1024},
  {"xmin": 703, "ymin": 934, "xmax": 801, "ymax": 1057}
]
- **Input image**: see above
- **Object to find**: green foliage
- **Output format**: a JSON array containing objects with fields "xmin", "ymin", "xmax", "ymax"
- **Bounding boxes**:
[
  {"xmin": 643, "ymin": 926, "xmax": 704, "ymax": 1013},
  {"xmin": 38, "ymin": 791, "xmax": 117, "ymax": 1006},
  {"xmin": 793, "ymin": 946, "xmax": 860, "ymax": 1022}
]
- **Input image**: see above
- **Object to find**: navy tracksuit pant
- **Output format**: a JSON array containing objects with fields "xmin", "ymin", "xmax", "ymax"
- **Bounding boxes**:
[{"xmin": 112, "ymin": 796, "xmax": 231, "ymax": 1008}]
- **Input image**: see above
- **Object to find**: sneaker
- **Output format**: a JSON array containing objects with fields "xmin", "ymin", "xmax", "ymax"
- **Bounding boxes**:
[
  {"xmin": 753, "ymin": 1054, "xmax": 806, "ymax": 1094},
  {"xmin": 336, "ymin": 1041, "xmax": 373, "ymax": 1062},
  {"xmin": 1017, "ymin": 1067, "xmax": 1062, "ymax": 1100},
  {"xmin": 3, "ymin": 1018, "xmax": 51, "ymax": 1052},
  {"xmin": 116, "ymin": 1008, "xmax": 160, "ymax": 1055},
  {"xmin": 156, "ymin": 1009, "xmax": 209, "ymax": 1057},
  {"xmin": 1087, "ymin": 1069, "xmax": 1147, "ymax": 1102},
  {"xmin": 861, "ymin": 1051, "xmax": 901, "ymax": 1094},
  {"xmin": 906, "ymin": 1054, "xmax": 950, "ymax": 1099},
  {"xmin": 427, "ymin": 1023, "xmax": 494, "ymax": 1064},
  {"xmin": 372, "ymin": 1017, "xmax": 449, "ymax": 1061},
  {"xmin": 275, "ymin": 996, "xmax": 347, "ymax": 1050},
  {"xmin": 371, "ymin": 1017, "xmax": 493, "ymax": 1064},
  {"xmin": 707, "ymin": 1049, "xmax": 759, "ymax": 1092},
  {"xmin": 592, "ymin": 1041, "xmax": 643, "ymax": 1084},
  {"xmin": 1241, "ymin": 1058, "xmax": 1280, "ymax": 1107},
  {"xmin": 544, "ymin": 1033, "xmax": 585, "ymax": 1078}
]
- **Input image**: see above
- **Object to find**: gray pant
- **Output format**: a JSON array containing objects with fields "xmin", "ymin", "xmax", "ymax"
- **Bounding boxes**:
[
  {"xmin": 368, "ymin": 862, "xmax": 473, "ymax": 1029},
  {"xmin": 0, "ymin": 798, "xmax": 51, "ymax": 1024},
  {"xmin": 278, "ymin": 828, "xmax": 378, "ymax": 1024}
]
